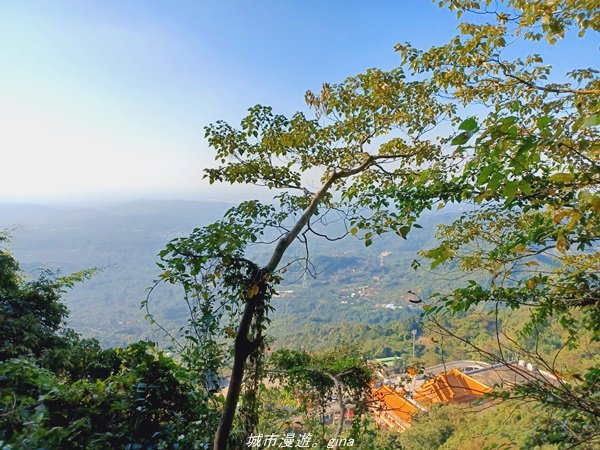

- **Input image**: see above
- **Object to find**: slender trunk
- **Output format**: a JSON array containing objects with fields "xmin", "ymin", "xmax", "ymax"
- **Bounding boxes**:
[
  {"xmin": 213, "ymin": 158, "xmax": 377, "ymax": 448},
  {"xmin": 213, "ymin": 284, "xmax": 263, "ymax": 450},
  {"xmin": 213, "ymin": 338, "xmax": 249, "ymax": 450}
]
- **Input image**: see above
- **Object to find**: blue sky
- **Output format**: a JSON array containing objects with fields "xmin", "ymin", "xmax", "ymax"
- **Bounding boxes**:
[{"xmin": 0, "ymin": 1, "xmax": 596, "ymax": 203}]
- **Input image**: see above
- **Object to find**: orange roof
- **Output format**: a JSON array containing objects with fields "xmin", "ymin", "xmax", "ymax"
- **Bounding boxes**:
[
  {"xmin": 414, "ymin": 368, "xmax": 492, "ymax": 406},
  {"xmin": 371, "ymin": 385, "xmax": 420, "ymax": 424}
]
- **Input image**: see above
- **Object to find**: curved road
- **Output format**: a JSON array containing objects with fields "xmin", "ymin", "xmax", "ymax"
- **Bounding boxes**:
[{"xmin": 423, "ymin": 360, "xmax": 490, "ymax": 377}]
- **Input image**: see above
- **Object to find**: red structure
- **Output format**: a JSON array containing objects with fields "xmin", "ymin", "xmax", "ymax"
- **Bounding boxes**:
[
  {"xmin": 371, "ymin": 369, "xmax": 491, "ymax": 432},
  {"xmin": 413, "ymin": 368, "xmax": 492, "ymax": 406},
  {"xmin": 370, "ymin": 385, "xmax": 421, "ymax": 432}
]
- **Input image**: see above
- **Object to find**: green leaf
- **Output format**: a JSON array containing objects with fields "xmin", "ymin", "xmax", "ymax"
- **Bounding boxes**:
[
  {"xmin": 451, "ymin": 132, "xmax": 472, "ymax": 146},
  {"xmin": 549, "ymin": 173, "xmax": 575, "ymax": 183},
  {"xmin": 536, "ymin": 116, "xmax": 553, "ymax": 129},
  {"xmin": 487, "ymin": 172, "xmax": 504, "ymax": 191},
  {"xmin": 518, "ymin": 181, "xmax": 533, "ymax": 196},
  {"xmin": 422, "ymin": 245, "xmax": 453, "ymax": 269},
  {"xmin": 398, "ymin": 225, "xmax": 411, "ymax": 239},
  {"xmin": 581, "ymin": 113, "xmax": 600, "ymax": 128},
  {"xmin": 458, "ymin": 117, "xmax": 478, "ymax": 132},
  {"xmin": 503, "ymin": 180, "xmax": 519, "ymax": 203},
  {"xmin": 476, "ymin": 165, "xmax": 496, "ymax": 186}
]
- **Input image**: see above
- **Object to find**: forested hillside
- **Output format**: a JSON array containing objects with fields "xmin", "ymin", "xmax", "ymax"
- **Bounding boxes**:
[
  {"xmin": 0, "ymin": 201, "xmax": 230, "ymax": 345},
  {"xmin": 0, "ymin": 201, "xmax": 464, "ymax": 350}
]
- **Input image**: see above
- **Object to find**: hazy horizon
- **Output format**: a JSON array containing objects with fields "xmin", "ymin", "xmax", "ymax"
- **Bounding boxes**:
[
  {"xmin": 0, "ymin": 187, "xmax": 270, "ymax": 206},
  {"xmin": 2, "ymin": 1, "xmax": 596, "ymax": 204}
]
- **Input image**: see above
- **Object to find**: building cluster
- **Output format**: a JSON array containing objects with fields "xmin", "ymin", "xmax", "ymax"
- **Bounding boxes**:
[
  {"xmin": 338, "ymin": 285, "xmax": 376, "ymax": 299},
  {"xmin": 370, "ymin": 360, "xmax": 562, "ymax": 432}
]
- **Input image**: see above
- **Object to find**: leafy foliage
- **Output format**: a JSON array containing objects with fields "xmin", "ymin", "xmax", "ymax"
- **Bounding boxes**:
[
  {"xmin": 151, "ymin": 23, "xmax": 468, "ymax": 446},
  {"xmin": 0, "ymin": 259, "xmax": 68, "ymax": 360},
  {"xmin": 0, "ymin": 237, "xmax": 217, "ymax": 449},
  {"xmin": 148, "ymin": 0, "xmax": 599, "ymax": 446},
  {"xmin": 400, "ymin": 1, "xmax": 600, "ymax": 447},
  {"xmin": 269, "ymin": 347, "xmax": 372, "ymax": 409},
  {"xmin": 0, "ymin": 343, "xmax": 215, "ymax": 449}
]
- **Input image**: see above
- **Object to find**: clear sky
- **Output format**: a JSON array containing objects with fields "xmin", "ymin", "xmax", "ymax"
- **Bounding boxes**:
[{"xmin": 0, "ymin": 1, "xmax": 596, "ymax": 203}]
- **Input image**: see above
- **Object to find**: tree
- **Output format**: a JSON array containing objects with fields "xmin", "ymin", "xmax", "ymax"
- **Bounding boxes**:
[
  {"xmin": 153, "ymin": 69, "xmax": 457, "ymax": 449},
  {"xmin": 0, "ymin": 235, "xmax": 97, "ymax": 364},
  {"xmin": 0, "ymin": 245, "xmax": 68, "ymax": 361},
  {"xmin": 268, "ymin": 347, "xmax": 372, "ymax": 449},
  {"xmin": 396, "ymin": 1, "xmax": 599, "ymax": 447},
  {"xmin": 152, "ymin": 1, "xmax": 598, "ymax": 447},
  {"xmin": 0, "ymin": 342, "xmax": 215, "ymax": 449},
  {"xmin": 0, "ymin": 236, "xmax": 216, "ymax": 448}
]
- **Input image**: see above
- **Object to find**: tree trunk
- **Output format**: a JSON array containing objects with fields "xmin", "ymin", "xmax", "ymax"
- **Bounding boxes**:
[
  {"xmin": 213, "ymin": 285, "xmax": 262, "ymax": 450},
  {"xmin": 213, "ymin": 160, "xmax": 377, "ymax": 448}
]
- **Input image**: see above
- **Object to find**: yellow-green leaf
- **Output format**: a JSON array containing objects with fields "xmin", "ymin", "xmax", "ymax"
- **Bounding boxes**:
[{"xmin": 549, "ymin": 173, "xmax": 574, "ymax": 183}]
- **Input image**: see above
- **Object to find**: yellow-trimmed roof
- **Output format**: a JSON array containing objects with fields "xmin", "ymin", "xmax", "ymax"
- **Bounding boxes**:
[
  {"xmin": 414, "ymin": 368, "xmax": 492, "ymax": 405},
  {"xmin": 372, "ymin": 385, "xmax": 420, "ymax": 424}
]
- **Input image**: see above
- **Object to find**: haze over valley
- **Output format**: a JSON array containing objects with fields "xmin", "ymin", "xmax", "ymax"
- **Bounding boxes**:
[{"xmin": 1, "ymin": 200, "xmax": 460, "ymax": 351}]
